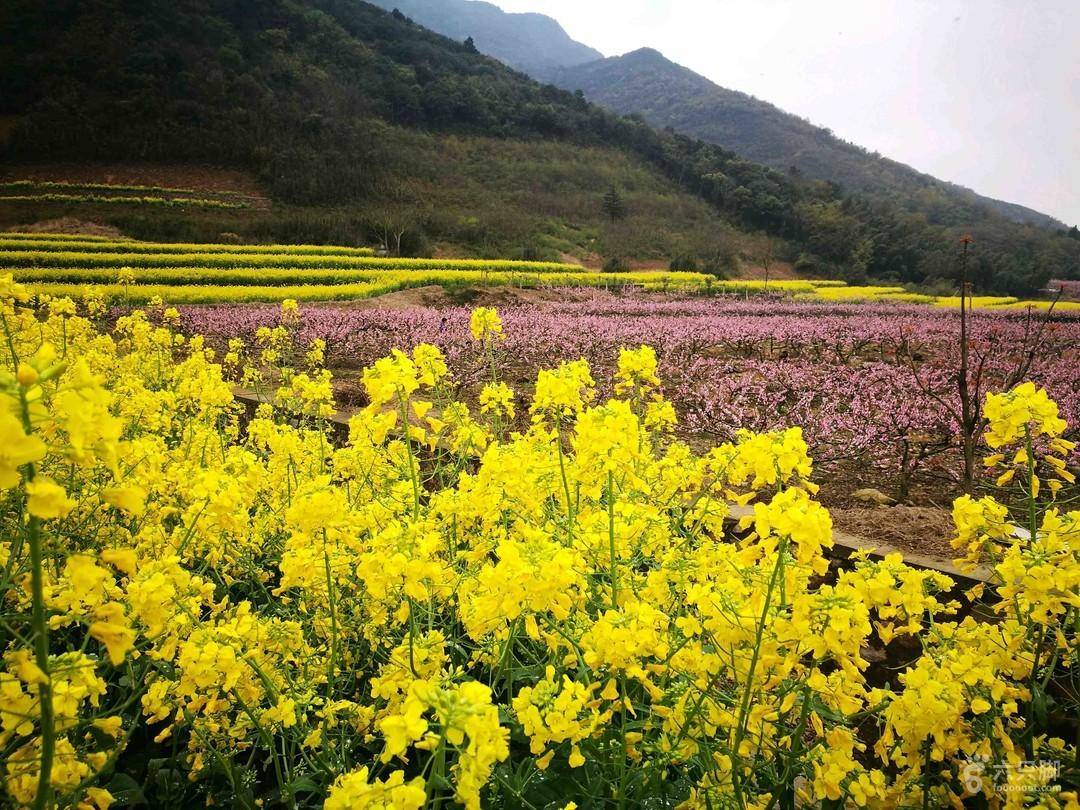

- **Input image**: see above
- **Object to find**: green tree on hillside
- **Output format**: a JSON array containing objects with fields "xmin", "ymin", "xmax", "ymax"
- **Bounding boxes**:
[
  {"xmin": 748, "ymin": 233, "xmax": 775, "ymax": 291},
  {"xmin": 602, "ymin": 186, "xmax": 627, "ymax": 223}
]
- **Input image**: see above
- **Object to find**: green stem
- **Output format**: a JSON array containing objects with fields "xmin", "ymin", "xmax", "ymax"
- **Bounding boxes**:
[
  {"xmin": 426, "ymin": 734, "xmax": 448, "ymax": 806},
  {"xmin": 921, "ymin": 737, "xmax": 933, "ymax": 810},
  {"xmin": 322, "ymin": 529, "xmax": 339, "ymax": 693},
  {"xmin": 555, "ymin": 419, "xmax": 575, "ymax": 541},
  {"xmin": 616, "ymin": 674, "xmax": 628, "ymax": 809},
  {"xmin": 485, "ymin": 336, "xmax": 498, "ymax": 385},
  {"xmin": 608, "ymin": 470, "xmax": 618, "ymax": 608},
  {"xmin": 398, "ymin": 392, "xmax": 421, "ymax": 520},
  {"xmin": 1025, "ymin": 426, "xmax": 1037, "ymax": 538},
  {"xmin": 6, "ymin": 350, "xmax": 56, "ymax": 810},
  {"xmin": 730, "ymin": 536, "xmax": 787, "ymax": 807},
  {"xmin": 28, "ymin": 504, "xmax": 54, "ymax": 810}
]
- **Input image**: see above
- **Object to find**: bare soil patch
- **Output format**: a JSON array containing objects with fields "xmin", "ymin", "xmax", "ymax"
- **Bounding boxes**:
[
  {"xmin": 558, "ymin": 252, "xmax": 588, "ymax": 267},
  {"xmin": 832, "ymin": 505, "xmax": 955, "ymax": 559}
]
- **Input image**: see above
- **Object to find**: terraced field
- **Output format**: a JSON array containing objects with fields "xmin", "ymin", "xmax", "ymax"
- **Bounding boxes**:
[
  {"xmin": 3, "ymin": 233, "xmax": 1077, "ymax": 309},
  {"xmin": 0, "ymin": 179, "xmax": 261, "ymax": 209},
  {"xmin": 0, "ymin": 232, "xmax": 718, "ymax": 302}
]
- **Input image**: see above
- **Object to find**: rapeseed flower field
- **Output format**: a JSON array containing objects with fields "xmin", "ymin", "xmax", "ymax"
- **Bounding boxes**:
[{"xmin": 0, "ymin": 277, "xmax": 1077, "ymax": 808}]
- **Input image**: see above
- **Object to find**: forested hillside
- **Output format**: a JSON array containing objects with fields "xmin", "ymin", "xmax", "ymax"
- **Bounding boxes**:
[
  {"xmin": 550, "ymin": 48, "xmax": 1067, "ymax": 232},
  {"xmin": 1, "ymin": 0, "xmax": 1076, "ymax": 292}
]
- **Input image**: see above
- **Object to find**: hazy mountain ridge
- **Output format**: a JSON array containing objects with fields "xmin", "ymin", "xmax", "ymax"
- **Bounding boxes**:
[
  {"xmin": 366, "ymin": 0, "xmax": 601, "ymax": 76},
  {"xmin": 550, "ymin": 48, "xmax": 1066, "ymax": 231}
]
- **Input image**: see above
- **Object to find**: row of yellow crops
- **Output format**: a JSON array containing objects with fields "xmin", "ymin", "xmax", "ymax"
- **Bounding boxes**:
[
  {"xmin": 0, "ymin": 287, "xmax": 1076, "ymax": 808},
  {"xmin": 710, "ymin": 279, "xmax": 847, "ymax": 293},
  {"xmin": 0, "ymin": 236, "xmax": 375, "ymax": 257},
  {"xmin": 22, "ymin": 271, "xmax": 711, "ymax": 303},
  {"xmin": 11, "ymin": 267, "xmax": 433, "ymax": 287},
  {"xmin": 0, "ymin": 194, "xmax": 247, "ymax": 209},
  {"xmin": 0, "ymin": 232, "xmax": 127, "ymax": 242},
  {"xmin": 0, "ymin": 180, "xmax": 251, "ymax": 197},
  {"xmin": 3, "ymin": 235, "xmax": 1075, "ymax": 309},
  {"xmin": 1, "ymin": 250, "xmax": 585, "ymax": 273},
  {"xmin": 17, "ymin": 272, "xmax": 1080, "ymax": 308},
  {"xmin": 798, "ymin": 284, "xmax": 1080, "ymax": 311}
]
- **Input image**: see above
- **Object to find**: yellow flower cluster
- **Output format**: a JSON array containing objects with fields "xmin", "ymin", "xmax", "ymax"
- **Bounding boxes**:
[
  {"xmin": 468, "ymin": 306, "xmax": 502, "ymax": 342},
  {"xmin": 0, "ymin": 286, "xmax": 1077, "ymax": 808},
  {"xmin": 531, "ymin": 359, "xmax": 595, "ymax": 421},
  {"xmin": 984, "ymin": 381, "xmax": 1069, "ymax": 448},
  {"xmin": 981, "ymin": 381, "xmax": 1076, "ymax": 500},
  {"xmin": 512, "ymin": 666, "xmax": 606, "ymax": 769},
  {"xmin": 325, "ymin": 767, "xmax": 426, "ymax": 810}
]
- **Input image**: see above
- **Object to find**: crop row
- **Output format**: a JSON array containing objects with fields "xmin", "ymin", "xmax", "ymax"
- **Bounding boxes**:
[
  {"xmin": 7, "ymin": 236, "xmax": 1070, "ymax": 310},
  {"xmin": 0, "ymin": 193, "xmax": 247, "ymax": 209},
  {"xmin": 24, "ymin": 269, "xmax": 1079, "ymax": 311},
  {"xmin": 0, "ymin": 231, "xmax": 127, "ymax": 242},
  {"xmin": 14, "ymin": 266, "xmax": 454, "ymax": 287},
  {"xmin": 0, "ymin": 249, "xmax": 586, "ymax": 273},
  {"xmin": 0, "ymin": 237, "xmax": 375, "ymax": 257},
  {"xmin": 13, "ymin": 267, "xmax": 379, "ymax": 286},
  {"xmin": 794, "ymin": 283, "xmax": 1080, "ymax": 311},
  {"xmin": 0, "ymin": 179, "xmax": 249, "ymax": 197},
  {"xmin": 27, "ymin": 270, "xmax": 708, "ymax": 303}
]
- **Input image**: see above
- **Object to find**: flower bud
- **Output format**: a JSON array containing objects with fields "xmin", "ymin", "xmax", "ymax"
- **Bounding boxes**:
[{"xmin": 16, "ymin": 363, "xmax": 38, "ymax": 387}]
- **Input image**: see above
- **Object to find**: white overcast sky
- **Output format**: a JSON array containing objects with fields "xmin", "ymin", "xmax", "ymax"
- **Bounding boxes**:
[{"xmin": 492, "ymin": 0, "xmax": 1080, "ymax": 226}]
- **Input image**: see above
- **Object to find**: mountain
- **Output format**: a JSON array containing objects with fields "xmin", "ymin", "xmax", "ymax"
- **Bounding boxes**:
[
  {"xmin": 366, "ymin": 0, "xmax": 601, "ymax": 77},
  {"xmin": 339, "ymin": 3, "xmax": 1066, "ymax": 234},
  {"xmin": 1, "ymin": 0, "xmax": 1076, "ymax": 294},
  {"xmin": 550, "ymin": 48, "xmax": 1067, "ymax": 231}
]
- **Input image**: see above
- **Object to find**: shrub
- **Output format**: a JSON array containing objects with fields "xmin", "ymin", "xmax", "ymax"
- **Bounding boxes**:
[
  {"xmin": 668, "ymin": 254, "xmax": 699, "ymax": 272},
  {"xmin": 602, "ymin": 255, "xmax": 629, "ymax": 273}
]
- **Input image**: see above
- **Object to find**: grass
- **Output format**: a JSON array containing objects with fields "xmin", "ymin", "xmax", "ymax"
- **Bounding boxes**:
[{"xmin": 0, "ymin": 236, "xmax": 375, "ymax": 256}]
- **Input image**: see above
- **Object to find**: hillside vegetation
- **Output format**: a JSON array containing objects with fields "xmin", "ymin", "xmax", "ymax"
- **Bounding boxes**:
[
  {"xmin": 550, "ymin": 48, "xmax": 1067, "ymax": 231},
  {"xmin": 351, "ymin": 0, "xmax": 1071, "ymax": 241},
  {"xmin": 0, "ymin": 135, "xmax": 746, "ymax": 266},
  {"xmin": 2, "ymin": 0, "xmax": 1077, "ymax": 293}
]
